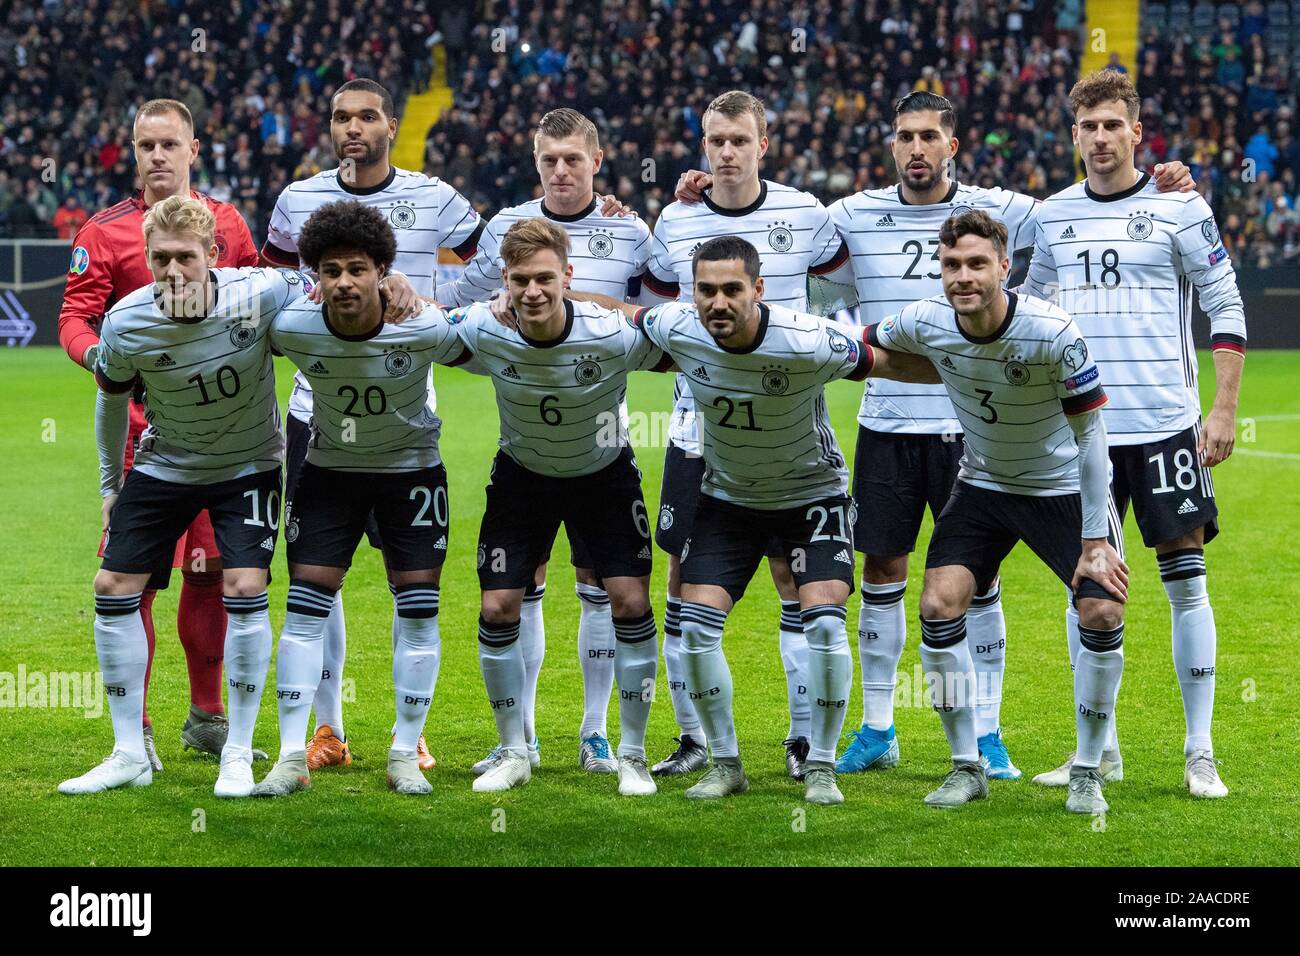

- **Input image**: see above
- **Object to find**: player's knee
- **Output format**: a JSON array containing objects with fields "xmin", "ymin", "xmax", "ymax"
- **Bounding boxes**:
[
  {"xmin": 862, "ymin": 553, "xmax": 908, "ymax": 586},
  {"xmin": 222, "ymin": 571, "xmax": 268, "ymax": 599},
  {"xmin": 574, "ymin": 566, "xmax": 599, "ymax": 587},
  {"xmin": 919, "ymin": 586, "xmax": 962, "ymax": 622},
  {"xmin": 1077, "ymin": 598, "xmax": 1124, "ymax": 632},
  {"xmin": 605, "ymin": 584, "xmax": 650, "ymax": 619},
  {"xmin": 93, "ymin": 569, "xmax": 135, "ymax": 596},
  {"xmin": 480, "ymin": 591, "xmax": 522, "ymax": 625}
]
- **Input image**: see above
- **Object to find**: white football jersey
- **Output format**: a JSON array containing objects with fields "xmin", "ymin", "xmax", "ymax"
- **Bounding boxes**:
[
  {"xmin": 869, "ymin": 292, "xmax": 1108, "ymax": 496},
  {"xmin": 1024, "ymin": 172, "xmax": 1246, "ymax": 445},
  {"xmin": 634, "ymin": 300, "xmax": 865, "ymax": 510},
  {"xmin": 270, "ymin": 302, "xmax": 469, "ymax": 472},
  {"xmin": 449, "ymin": 299, "xmax": 667, "ymax": 477},
  {"xmin": 645, "ymin": 180, "xmax": 848, "ymax": 453},
  {"xmin": 829, "ymin": 182, "xmax": 1040, "ymax": 435},
  {"xmin": 263, "ymin": 166, "xmax": 484, "ymax": 422},
  {"xmin": 440, "ymin": 197, "xmax": 651, "ymax": 307},
  {"xmin": 96, "ymin": 267, "xmax": 306, "ymax": 484}
]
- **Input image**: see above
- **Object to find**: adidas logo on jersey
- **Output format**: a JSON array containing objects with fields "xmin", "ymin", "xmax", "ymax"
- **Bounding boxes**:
[
  {"xmin": 434, "ymin": 535, "xmax": 448, "ymax": 550},
  {"xmin": 1059, "ymin": 225, "xmax": 1076, "ymax": 239},
  {"xmin": 260, "ymin": 536, "xmax": 275, "ymax": 551},
  {"xmin": 1177, "ymin": 498, "xmax": 1199, "ymax": 515},
  {"xmin": 502, "ymin": 364, "xmax": 522, "ymax": 380},
  {"xmin": 941, "ymin": 356, "xmax": 957, "ymax": 370},
  {"xmin": 876, "ymin": 214, "xmax": 896, "ymax": 228},
  {"xmin": 154, "ymin": 353, "xmax": 176, "ymax": 368},
  {"xmin": 308, "ymin": 360, "xmax": 328, "ymax": 374},
  {"xmin": 637, "ymin": 545, "xmax": 652, "ymax": 560},
  {"xmin": 692, "ymin": 365, "xmax": 711, "ymax": 381},
  {"xmin": 834, "ymin": 548, "xmax": 852, "ymax": 565}
]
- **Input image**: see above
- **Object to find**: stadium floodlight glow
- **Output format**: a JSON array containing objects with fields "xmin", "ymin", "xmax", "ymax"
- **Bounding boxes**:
[{"xmin": 521, "ymin": 42, "xmax": 531, "ymax": 53}]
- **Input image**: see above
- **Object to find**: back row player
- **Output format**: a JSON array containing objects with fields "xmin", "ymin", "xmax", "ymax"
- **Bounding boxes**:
[
  {"xmin": 260, "ymin": 85, "xmax": 633, "ymax": 773},
  {"xmin": 57, "ymin": 99, "xmax": 263, "ymax": 770},
  {"xmin": 439, "ymin": 109, "xmax": 653, "ymax": 777},
  {"xmin": 639, "ymin": 91, "xmax": 857, "ymax": 779},
  {"xmin": 673, "ymin": 91, "xmax": 1192, "ymax": 778}
]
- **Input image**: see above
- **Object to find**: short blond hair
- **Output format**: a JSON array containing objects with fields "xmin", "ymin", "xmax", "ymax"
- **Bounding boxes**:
[
  {"xmin": 703, "ymin": 90, "xmax": 768, "ymax": 140},
  {"xmin": 134, "ymin": 98, "xmax": 195, "ymax": 136},
  {"xmin": 534, "ymin": 108, "xmax": 600, "ymax": 154},
  {"xmin": 143, "ymin": 195, "xmax": 215, "ymax": 249},
  {"xmin": 500, "ymin": 217, "xmax": 570, "ymax": 269}
]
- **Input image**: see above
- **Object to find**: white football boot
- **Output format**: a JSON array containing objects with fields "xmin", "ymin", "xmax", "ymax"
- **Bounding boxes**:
[
  {"xmin": 214, "ymin": 747, "xmax": 255, "ymax": 798},
  {"xmin": 58, "ymin": 750, "xmax": 152, "ymax": 795},
  {"xmin": 1032, "ymin": 749, "xmax": 1123, "ymax": 786},
  {"xmin": 1185, "ymin": 750, "xmax": 1229, "ymax": 798},
  {"xmin": 472, "ymin": 751, "xmax": 532, "ymax": 792},
  {"xmin": 617, "ymin": 755, "xmax": 657, "ymax": 796}
]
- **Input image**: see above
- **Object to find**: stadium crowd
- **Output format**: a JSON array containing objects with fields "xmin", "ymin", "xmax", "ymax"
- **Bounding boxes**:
[{"xmin": 0, "ymin": 0, "xmax": 1297, "ymax": 267}]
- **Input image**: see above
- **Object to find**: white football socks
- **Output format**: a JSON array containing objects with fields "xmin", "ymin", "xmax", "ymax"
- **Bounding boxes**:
[
  {"xmin": 478, "ymin": 616, "xmax": 526, "ymax": 754},
  {"xmin": 519, "ymin": 583, "xmax": 546, "ymax": 742},
  {"xmin": 1160, "ymin": 549, "xmax": 1216, "ymax": 755},
  {"xmin": 1067, "ymin": 599, "xmax": 1120, "ymax": 753},
  {"xmin": 276, "ymin": 582, "xmax": 334, "ymax": 757},
  {"xmin": 392, "ymin": 585, "xmax": 442, "ymax": 754},
  {"xmin": 612, "ymin": 610, "xmax": 657, "ymax": 758},
  {"xmin": 679, "ymin": 603, "xmax": 737, "ymax": 758},
  {"xmin": 802, "ymin": 605, "xmax": 852, "ymax": 765},
  {"xmin": 576, "ymin": 583, "xmax": 615, "ymax": 739},
  {"xmin": 662, "ymin": 596, "xmax": 704, "ymax": 741},
  {"xmin": 919, "ymin": 615, "xmax": 978, "ymax": 764},
  {"xmin": 858, "ymin": 580, "xmax": 906, "ymax": 730},
  {"xmin": 967, "ymin": 582, "xmax": 1007, "ymax": 738},
  {"xmin": 313, "ymin": 591, "xmax": 347, "ymax": 739},
  {"xmin": 223, "ymin": 592, "xmax": 273, "ymax": 755},
  {"xmin": 94, "ymin": 593, "xmax": 149, "ymax": 762},
  {"xmin": 1074, "ymin": 622, "xmax": 1125, "ymax": 769},
  {"xmin": 778, "ymin": 600, "xmax": 811, "ymax": 742}
]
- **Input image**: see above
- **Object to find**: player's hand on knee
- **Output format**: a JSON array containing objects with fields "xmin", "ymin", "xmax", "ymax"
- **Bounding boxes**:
[
  {"xmin": 101, "ymin": 493, "xmax": 118, "ymax": 533},
  {"xmin": 1074, "ymin": 539, "xmax": 1129, "ymax": 602},
  {"xmin": 379, "ymin": 271, "xmax": 421, "ymax": 324},
  {"xmin": 675, "ymin": 170, "xmax": 711, "ymax": 203},
  {"xmin": 1199, "ymin": 406, "xmax": 1236, "ymax": 467}
]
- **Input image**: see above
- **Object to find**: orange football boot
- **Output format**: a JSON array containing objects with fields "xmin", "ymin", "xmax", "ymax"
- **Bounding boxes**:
[
  {"xmin": 306, "ymin": 725, "xmax": 352, "ymax": 770},
  {"xmin": 415, "ymin": 734, "xmax": 436, "ymax": 770}
]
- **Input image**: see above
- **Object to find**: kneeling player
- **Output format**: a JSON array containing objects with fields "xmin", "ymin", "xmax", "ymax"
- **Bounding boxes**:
[
  {"xmin": 252, "ymin": 201, "xmax": 474, "ymax": 797},
  {"xmin": 609, "ymin": 236, "xmax": 939, "ymax": 805},
  {"xmin": 871, "ymin": 211, "xmax": 1127, "ymax": 814},
  {"xmin": 450, "ymin": 218, "xmax": 670, "ymax": 795},
  {"xmin": 62, "ymin": 196, "xmax": 303, "ymax": 795}
]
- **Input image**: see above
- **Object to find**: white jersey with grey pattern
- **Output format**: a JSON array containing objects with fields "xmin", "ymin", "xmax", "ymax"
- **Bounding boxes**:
[
  {"xmin": 645, "ymin": 180, "xmax": 848, "ymax": 455},
  {"xmin": 95, "ymin": 267, "xmax": 306, "ymax": 483},
  {"xmin": 264, "ymin": 166, "xmax": 483, "ymax": 422},
  {"xmin": 270, "ymin": 301, "xmax": 469, "ymax": 472},
  {"xmin": 440, "ymin": 196, "xmax": 651, "ymax": 307},
  {"xmin": 868, "ymin": 292, "xmax": 1109, "ymax": 496},
  {"xmin": 1023, "ymin": 172, "xmax": 1246, "ymax": 445},
  {"xmin": 448, "ymin": 299, "xmax": 666, "ymax": 477},
  {"xmin": 635, "ymin": 300, "xmax": 863, "ymax": 510},
  {"xmin": 829, "ymin": 182, "xmax": 1040, "ymax": 435}
]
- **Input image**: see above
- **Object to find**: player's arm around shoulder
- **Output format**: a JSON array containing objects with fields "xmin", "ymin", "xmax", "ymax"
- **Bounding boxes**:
[{"xmin": 856, "ymin": 305, "xmax": 939, "ymax": 383}]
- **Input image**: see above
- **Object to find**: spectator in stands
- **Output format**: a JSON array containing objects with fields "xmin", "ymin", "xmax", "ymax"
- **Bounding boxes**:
[{"xmin": 52, "ymin": 195, "xmax": 87, "ymax": 239}]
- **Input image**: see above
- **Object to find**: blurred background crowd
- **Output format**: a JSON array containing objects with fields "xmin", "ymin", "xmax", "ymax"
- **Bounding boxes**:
[{"xmin": 1, "ymin": 0, "xmax": 1296, "ymax": 268}]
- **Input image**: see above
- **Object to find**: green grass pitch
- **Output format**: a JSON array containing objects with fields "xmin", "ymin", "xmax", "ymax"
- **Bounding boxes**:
[{"xmin": 1, "ymin": 347, "xmax": 1297, "ymax": 866}]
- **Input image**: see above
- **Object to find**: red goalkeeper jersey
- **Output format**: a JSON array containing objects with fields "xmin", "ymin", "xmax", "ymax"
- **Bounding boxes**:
[{"xmin": 57, "ymin": 190, "xmax": 259, "ymax": 366}]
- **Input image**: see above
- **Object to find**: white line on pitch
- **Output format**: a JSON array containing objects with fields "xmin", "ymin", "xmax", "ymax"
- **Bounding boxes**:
[{"xmin": 1234, "ymin": 449, "xmax": 1300, "ymax": 461}]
